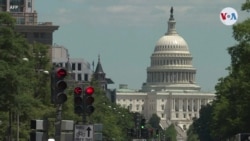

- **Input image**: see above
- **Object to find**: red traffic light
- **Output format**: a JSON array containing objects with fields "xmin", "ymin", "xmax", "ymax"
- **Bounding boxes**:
[
  {"xmin": 85, "ymin": 86, "xmax": 94, "ymax": 95},
  {"xmin": 74, "ymin": 87, "xmax": 82, "ymax": 95},
  {"xmin": 56, "ymin": 68, "xmax": 67, "ymax": 78}
]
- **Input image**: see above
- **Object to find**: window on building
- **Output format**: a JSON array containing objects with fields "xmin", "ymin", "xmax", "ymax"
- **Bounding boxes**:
[
  {"xmin": 72, "ymin": 73, "xmax": 76, "ymax": 80},
  {"xmin": 16, "ymin": 17, "xmax": 24, "ymax": 24},
  {"xmin": 33, "ymin": 32, "xmax": 39, "ymax": 38},
  {"xmin": 40, "ymin": 33, "xmax": 45, "ymax": 38},
  {"xmin": 28, "ymin": 1, "xmax": 31, "ymax": 7},
  {"xmin": 136, "ymin": 105, "xmax": 139, "ymax": 110},
  {"xmin": 176, "ymin": 113, "xmax": 179, "ymax": 118},
  {"xmin": 183, "ymin": 105, "xmax": 186, "ymax": 111},
  {"xmin": 77, "ymin": 73, "xmax": 82, "ymax": 81},
  {"xmin": 188, "ymin": 105, "xmax": 191, "ymax": 111},
  {"xmin": 72, "ymin": 63, "xmax": 75, "ymax": 70},
  {"xmin": 78, "ymin": 63, "xmax": 81, "ymax": 71},
  {"xmin": 58, "ymin": 63, "xmax": 63, "ymax": 67},
  {"xmin": 129, "ymin": 104, "xmax": 132, "ymax": 110},
  {"xmin": 194, "ymin": 106, "xmax": 197, "ymax": 112},
  {"xmin": 84, "ymin": 74, "xmax": 88, "ymax": 81},
  {"xmin": 161, "ymin": 105, "xmax": 164, "ymax": 110},
  {"xmin": 162, "ymin": 113, "xmax": 164, "ymax": 118},
  {"xmin": 183, "ymin": 125, "xmax": 187, "ymax": 130},
  {"xmin": 175, "ymin": 106, "xmax": 179, "ymax": 111},
  {"xmin": 183, "ymin": 113, "xmax": 186, "ymax": 118}
]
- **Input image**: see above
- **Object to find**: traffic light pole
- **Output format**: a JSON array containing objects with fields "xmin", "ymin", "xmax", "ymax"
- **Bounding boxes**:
[
  {"xmin": 55, "ymin": 104, "xmax": 62, "ymax": 141},
  {"xmin": 82, "ymin": 95, "xmax": 87, "ymax": 124},
  {"xmin": 82, "ymin": 112, "xmax": 87, "ymax": 124}
]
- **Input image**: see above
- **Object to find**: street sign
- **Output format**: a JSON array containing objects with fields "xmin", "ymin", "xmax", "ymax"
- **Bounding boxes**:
[{"xmin": 74, "ymin": 124, "xmax": 94, "ymax": 141}]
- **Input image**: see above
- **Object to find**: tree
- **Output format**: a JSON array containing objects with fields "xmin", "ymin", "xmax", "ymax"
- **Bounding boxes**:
[
  {"xmin": 190, "ymin": 1, "xmax": 250, "ymax": 140},
  {"xmin": 187, "ymin": 125, "xmax": 199, "ymax": 141},
  {"xmin": 148, "ymin": 113, "xmax": 161, "ymax": 129},
  {"xmin": 0, "ymin": 12, "xmax": 54, "ymax": 140},
  {"xmin": 164, "ymin": 124, "xmax": 177, "ymax": 141},
  {"xmin": 192, "ymin": 105, "xmax": 214, "ymax": 141}
]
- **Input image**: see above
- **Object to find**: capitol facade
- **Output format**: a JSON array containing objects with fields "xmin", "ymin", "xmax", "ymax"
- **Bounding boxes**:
[{"xmin": 115, "ymin": 7, "xmax": 215, "ymax": 140}]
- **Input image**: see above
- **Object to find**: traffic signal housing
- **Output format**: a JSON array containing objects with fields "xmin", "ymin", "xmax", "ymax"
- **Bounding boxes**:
[
  {"xmin": 84, "ymin": 86, "xmax": 95, "ymax": 114},
  {"xmin": 156, "ymin": 129, "xmax": 159, "ymax": 136},
  {"xmin": 51, "ymin": 67, "xmax": 68, "ymax": 104},
  {"xmin": 141, "ymin": 128, "xmax": 149, "ymax": 139},
  {"xmin": 74, "ymin": 86, "xmax": 83, "ymax": 114},
  {"xmin": 141, "ymin": 118, "xmax": 146, "ymax": 129}
]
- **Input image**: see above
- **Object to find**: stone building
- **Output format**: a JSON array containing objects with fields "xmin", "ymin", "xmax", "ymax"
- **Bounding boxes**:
[{"xmin": 115, "ymin": 7, "xmax": 215, "ymax": 140}]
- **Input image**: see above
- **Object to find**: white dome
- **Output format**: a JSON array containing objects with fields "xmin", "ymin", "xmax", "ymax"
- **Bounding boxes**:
[
  {"xmin": 155, "ymin": 34, "xmax": 189, "ymax": 52},
  {"xmin": 142, "ymin": 7, "xmax": 201, "ymax": 92}
]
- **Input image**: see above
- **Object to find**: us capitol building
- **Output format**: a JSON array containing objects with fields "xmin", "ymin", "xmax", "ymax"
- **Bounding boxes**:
[{"xmin": 114, "ymin": 7, "xmax": 215, "ymax": 140}]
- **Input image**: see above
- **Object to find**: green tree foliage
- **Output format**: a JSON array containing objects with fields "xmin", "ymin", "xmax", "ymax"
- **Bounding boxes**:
[
  {"xmin": 186, "ymin": 125, "xmax": 199, "ymax": 141},
  {"xmin": 148, "ymin": 113, "xmax": 161, "ymax": 129},
  {"xmin": 164, "ymin": 124, "xmax": 177, "ymax": 141},
  {"xmin": 190, "ymin": 1, "xmax": 250, "ymax": 140},
  {"xmin": 87, "ymin": 84, "xmax": 134, "ymax": 141},
  {"xmin": 0, "ymin": 12, "xmax": 54, "ymax": 141},
  {"xmin": 192, "ymin": 105, "xmax": 214, "ymax": 141}
]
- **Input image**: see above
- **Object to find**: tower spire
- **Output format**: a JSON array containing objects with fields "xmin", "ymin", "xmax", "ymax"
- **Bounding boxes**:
[
  {"xmin": 95, "ymin": 54, "xmax": 104, "ymax": 74},
  {"xmin": 98, "ymin": 54, "xmax": 100, "ymax": 63},
  {"xmin": 166, "ymin": 6, "xmax": 177, "ymax": 35}
]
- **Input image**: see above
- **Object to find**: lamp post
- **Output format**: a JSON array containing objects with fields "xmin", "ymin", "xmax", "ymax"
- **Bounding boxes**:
[{"xmin": 15, "ymin": 58, "xmax": 49, "ymax": 141}]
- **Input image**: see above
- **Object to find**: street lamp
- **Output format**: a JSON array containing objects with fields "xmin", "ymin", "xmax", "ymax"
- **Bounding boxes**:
[{"xmin": 22, "ymin": 57, "xmax": 29, "ymax": 61}]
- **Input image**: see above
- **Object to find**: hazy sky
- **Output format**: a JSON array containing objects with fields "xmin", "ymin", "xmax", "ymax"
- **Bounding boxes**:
[{"xmin": 35, "ymin": 0, "xmax": 248, "ymax": 91}]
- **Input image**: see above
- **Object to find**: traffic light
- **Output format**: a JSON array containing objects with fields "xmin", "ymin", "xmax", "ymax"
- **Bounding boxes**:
[
  {"xmin": 149, "ymin": 128, "xmax": 153, "ymax": 138},
  {"xmin": 141, "ymin": 128, "xmax": 149, "ymax": 139},
  {"xmin": 141, "ymin": 118, "xmax": 146, "ymax": 129},
  {"xmin": 156, "ymin": 129, "xmax": 159, "ymax": 136},
  {"xmin": 51, "ymin": 67, "xmax": 68, "ymax": 104},
  {"xmin": 84, "ymin": 86, "xmax": 95, "ymax": 114},
  {"xmin": 134, "ymin": 112, "xmax": 141, "ymax": 128},
  {"xmin": 74, "ymin": 86, "xmax": 83, "ymax": 114}
]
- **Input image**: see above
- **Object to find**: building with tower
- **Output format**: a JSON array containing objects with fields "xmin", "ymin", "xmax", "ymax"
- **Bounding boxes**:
[
  {"xmin": 0, "ymin": 0, "xmax": 59, "ymax": 45},
  {"xmin": 93, "ymin": 55, "xmax": 114, "ymax": 91},
  {"xmin": 52, "ymin": 45, "xmax": 93, "ymax": 85},
  {"xmin": 115, "ymin": 7, "xmax": 215, "ymax": 140}
]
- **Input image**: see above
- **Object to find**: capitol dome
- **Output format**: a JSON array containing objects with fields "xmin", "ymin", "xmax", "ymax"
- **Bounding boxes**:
[
  {"xmin": 142, "ymin": 7, "xmax": 201, "ymax": 92},
  {"xmin": 154, "ymin": 7, "xmax": 189, "ymax": 53},
  {"xmin": 155, "ymin": 35, "xmax": 189, "ymax": 53}
]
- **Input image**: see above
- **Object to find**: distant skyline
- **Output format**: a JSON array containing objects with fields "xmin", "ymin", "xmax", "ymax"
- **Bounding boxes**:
[{"xmin": 36, "ymin": 0, "xmax": 248, "ymax": 91}]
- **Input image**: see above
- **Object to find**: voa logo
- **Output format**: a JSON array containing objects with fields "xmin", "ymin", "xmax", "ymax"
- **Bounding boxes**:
[{"xmin": 220, "ymin": 7, "xmax": 238, "ymax": 26}]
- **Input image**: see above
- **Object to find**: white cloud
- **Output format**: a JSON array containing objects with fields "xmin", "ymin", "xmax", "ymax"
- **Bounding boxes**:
[{"xmin": 38, "ymin": 1, "xmax": 248, "ymax": 27}]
